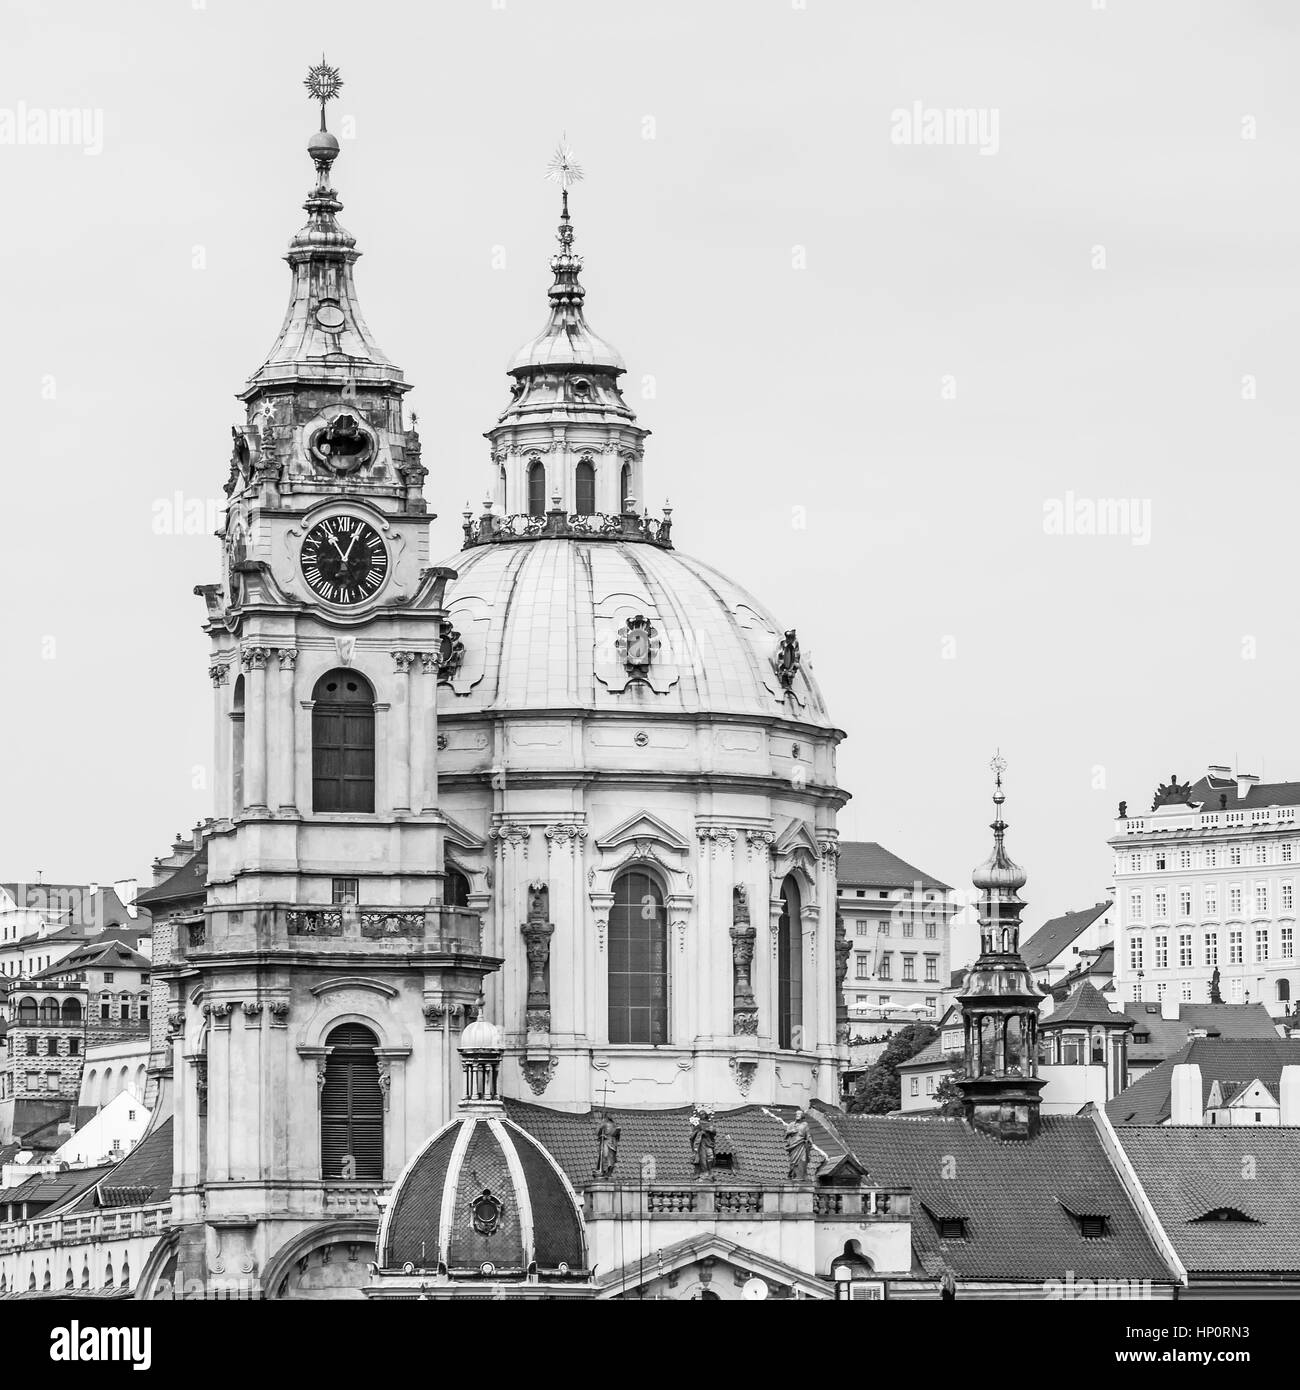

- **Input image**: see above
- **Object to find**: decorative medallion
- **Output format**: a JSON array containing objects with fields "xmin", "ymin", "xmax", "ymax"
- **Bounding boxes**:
[
  {"xmin": 469, "ymin": 1189, "xmax": 503, "ymax": 1236},
  {"xmin": 437, "ymin": 626, "xmax": 466, "ymax": 680},
  {"xmin": 774, "ymin": 629, "xmax": 801, "ymax": 691},
  {"xmin": 616, "ymin": 614, "xmax": 659, "ymax": 676}
]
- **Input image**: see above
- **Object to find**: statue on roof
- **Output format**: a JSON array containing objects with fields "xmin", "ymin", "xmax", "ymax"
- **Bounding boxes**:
[
  {"xmin": 783, "ymin": 1108, "xmax": 813, "ymax": 1182},
  {"xmin": 1209, "ymin": 967, "xmax": 1223, "ymax": 1005},
  {"xmin": 1150, "ymin": 774, "xmax": 1192, "ymax": 811},
  {"xmin": 594, "ymin": 1112, "xmax": 620, "ymax": 1178},
  {"xmin": 689, "ymin": 1104, "xmax": 716, "ymax": 1177}
]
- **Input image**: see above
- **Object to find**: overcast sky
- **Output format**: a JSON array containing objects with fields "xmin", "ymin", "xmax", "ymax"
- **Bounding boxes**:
[{"xmin": 1, "ymin": 0, "xmax": 1297, "ymax": 948}]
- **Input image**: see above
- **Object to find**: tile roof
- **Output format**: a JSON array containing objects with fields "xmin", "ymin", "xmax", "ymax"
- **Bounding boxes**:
[
  {"xmin": 66, "ymin": 1119, "xmax": 174, "ymax": 1212},
  {"xmin": 896, "ymin": 1037, "xmax": 961, "ymax": 1070},
  {"xmin": 823, "ymin": 1112, "xmax": 1175, "ymax": 1283},
  {"xmin": 1185, "ymin": 773, "xmax": 1300, "ymax": 812},
  {"xmin": 1107, "ymin": 1038, "xmax": 1300, "ymax": 1125},
  {"xmin": 508, "ymin": 1100, "xmax": 1175, "ymax": 1286},
  {"xmin": 1019, "ymin": 904, "xmax": 1111, "ymax": 971},
  {"xmin": 134, "ymin": 852, "xmax": 207, "ymax": 908},
  {"xmin": 836, "ymin": 842, "xmax": 951, "ymax": 893},
  {"xmin": 1125, "ymin": 1003, "xmax": 1279, "ymax": 1063},
  {"xmin": 34, "ymin": 942, "xmax": 151, "ymax": 979},
  {"xmin": 1118, "ymin": 1127, "xmax": 1300, "ymax": 1274},
  {"xmin": 1, "ymin": 1165, "xmax": 113, "ymax": 1212},
  {"xmin": 1041, "ymin": 982, "xmax": 1133, "ymax": 1030}
]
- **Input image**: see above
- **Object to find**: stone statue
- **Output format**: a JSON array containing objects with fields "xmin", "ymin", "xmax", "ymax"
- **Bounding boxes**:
[
  {"xmin": 689, "ymin": 1106, "xmax": 716, "ymax": 1177},
  {"xmin": 527, "ymin": 881, "xmax": 549, "ymax": 922},
  {"xmin": 783, "ymin": 1108, "xmax": 813, "ymax": 1181},
  {"xmin": 1117, "ymin": 800, "xmax": 1127, "ymax": 819},
  {"xmin": 594, "ymin": 1113, "xmax": 620, "ymax": 1178},
  {"xmin": 1210, "ymin": 967, "xmax": 1223, "ymax": 1005},
  {"xmin": 1151, "ymin": 774, "xmax": 1192, "ymax": 812}
]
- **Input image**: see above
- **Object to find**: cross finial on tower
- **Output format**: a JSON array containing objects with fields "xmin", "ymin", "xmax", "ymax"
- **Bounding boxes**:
[{"xmin": 545, "ymin": 135, "xmax": 584, "ymax": 233}]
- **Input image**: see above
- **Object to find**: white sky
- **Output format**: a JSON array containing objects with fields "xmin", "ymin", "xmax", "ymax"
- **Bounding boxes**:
[{"xmin": 1, "ymin": 0, "xmax": 1297, "ymax": 941}]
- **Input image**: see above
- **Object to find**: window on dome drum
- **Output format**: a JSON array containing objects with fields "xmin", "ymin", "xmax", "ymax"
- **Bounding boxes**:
[
  {"xmin": 320, "ymin": 1023, "xmax": 384, "ymax": 1180},
  {"xmin": 312, "ymin": 670, "xmax": 375, "ymax": 813},
  {"xmin": 445, "ymin": 868, "xmax": 470, "ymax": 908},
  {"xmin": 527, "ymin": 459, "xmax": 546, "ymax": 517},
  {"xmin": 575, "ymin": 458, "xmax": 595, "ymax": 514},
  {"xmin": 607, "ymin": 870, "xmax": 668, "ymax": 1045},
  {"xmin": 777, "ymin": 875, "xmax": 805, "ymax": 1049},
  {"xmin": 231, "ymin": 674, "xmax": 245, "ymax": 813},
  {"xmin": 620, "ymin": 462, "xmax": 631, "ymax": 511}
]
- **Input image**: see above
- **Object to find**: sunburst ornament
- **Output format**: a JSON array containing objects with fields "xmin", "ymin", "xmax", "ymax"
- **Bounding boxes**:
[
  {"xmin": 304, "ymin": 59, "xmax": 344, "ymax": 107},
  {"xmin": 545, "ymin": 138, "xmax": 584, "ymax": 189}
]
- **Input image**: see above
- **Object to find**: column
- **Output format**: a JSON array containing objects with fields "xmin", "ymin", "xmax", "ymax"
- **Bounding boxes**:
[
  {"xmin": 275, "ymin": 650, "xmax": 298, "ymax": 813},
  {"xmin": 240, "ymin": 646, "xmax": 270, "ymax": 811},
  {"xmin": 416, "ymin": 652, "xmax": 439, "ymax": 810},
  {"xmin": 210, "ymin": 662, "xmax": 231, "ymax": 820},
  {"xmin": 390, "ymin": 652, "xmax": 414, "ymax": 812}
]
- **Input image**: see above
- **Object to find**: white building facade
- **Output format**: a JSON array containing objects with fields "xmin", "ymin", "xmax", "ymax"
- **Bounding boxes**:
[{"xmin": 1111, "ymin": 766, "xmax": 1299, "ymax": 1018}]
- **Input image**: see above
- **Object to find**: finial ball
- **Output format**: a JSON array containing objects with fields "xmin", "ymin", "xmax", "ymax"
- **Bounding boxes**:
[{"xmin": 308, "ymin": 129, "xmax": 340, "ymax": 161}]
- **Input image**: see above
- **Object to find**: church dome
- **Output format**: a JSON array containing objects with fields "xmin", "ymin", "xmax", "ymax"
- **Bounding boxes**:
[
  {"xmin": 375, "ymin": 1113, "xmax": 588, "ymax": 1280},
  {"xmin": 434, "ymin": 537, "xmax": 835, "ymax": 727},
  {"xmin": 460, "ymin": 1014, "xmax": 504, "ymax": 1051}
]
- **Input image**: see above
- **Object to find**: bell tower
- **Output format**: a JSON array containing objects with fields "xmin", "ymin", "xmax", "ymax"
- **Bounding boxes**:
[
  {"xmin": 164, "ymin": 64, "xmax": 501, "ymax": 1297},
  {"xmin": 955, "ymin": 757, "xmax": 1046, "ymax": 1141}
]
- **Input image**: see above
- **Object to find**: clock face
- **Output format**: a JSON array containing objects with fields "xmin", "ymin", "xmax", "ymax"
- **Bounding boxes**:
[{"xmin": 300, "ymin": 515, "xmax": 388, "ymax": 605}]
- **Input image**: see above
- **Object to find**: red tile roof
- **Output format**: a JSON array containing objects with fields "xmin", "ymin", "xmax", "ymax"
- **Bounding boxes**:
[
  {"xmin": 1020, "ymin": 903, "xmax": 1111, "ymax": 971},
  {"xmin": 134, "ymin": 853, "xmax": 207, "ymax": 908},
  {"xmin": 836, "ymin": 843, "xmax": 951, "ymax": 893},
  {"xmin": 1107, "ymin": 1038, "xmax": 1300, "ymax": 1125},
  {"xmin": 1118, "ymin": 1126, "xmax": 1300, "ymax": 1274}
]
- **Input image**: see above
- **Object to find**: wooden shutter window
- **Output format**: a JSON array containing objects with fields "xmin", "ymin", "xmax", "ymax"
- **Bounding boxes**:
[{"xmin": 321, "ymin": 1023, "xmax": 384, "ymax": 1180}]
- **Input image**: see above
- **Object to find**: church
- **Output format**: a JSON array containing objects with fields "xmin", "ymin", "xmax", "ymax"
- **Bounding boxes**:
[{"xmin": 0, "ymin": 70, "xmax": 1214, "ymax": 1303}]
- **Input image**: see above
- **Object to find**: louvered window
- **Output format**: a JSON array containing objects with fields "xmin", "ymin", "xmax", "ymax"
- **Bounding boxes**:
[
  {"xmin": 320, "ymin": 1023, "xmax": 384, "ymax": 1180},
  {"xmin": 312, "ymin": 671, "xmax": 375, "ymax": 813},
  {"xmin": 575, "ymin": 459, "xmax": 596, "ymax": 514},
  {"xmin": 527, "ymin": 460, "xmax": 546, "ymax": 517}
]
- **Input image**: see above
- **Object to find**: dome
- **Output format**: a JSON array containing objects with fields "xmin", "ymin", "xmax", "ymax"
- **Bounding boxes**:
[
  {"xmin": 375, "ymin": 1114, "xmax": 588, "ymax": 1280},
  {"xmin": 508, "ymin": 317, "xmax": 625, "ymax": 374},
  {"xmin": 460, "ymin": 1014, "xmax": 503, "ymax": 1051},
  {"xmin": 434, "ymin": 538, "xmax": 836, "ymax": 727}
]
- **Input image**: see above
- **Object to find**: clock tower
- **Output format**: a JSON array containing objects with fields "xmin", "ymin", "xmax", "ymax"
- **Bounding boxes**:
[{"xmin": 163, "ymin": 66, "xmax": 501, "ymax": 1298}]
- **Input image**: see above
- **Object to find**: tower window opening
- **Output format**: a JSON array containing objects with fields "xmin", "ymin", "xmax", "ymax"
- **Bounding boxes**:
[
  {"xmin": 527, "ymin": 459, "xmax": 546, "ymax": 517},
  {"xmin": 777, "ymin": 875, "xmax": 804, "ymax": 1049},
  {"xmin": 575, "ymin": 458, "xmax": 595, "ymax": 514},
  {"xmin": 311, "ymin": 670, "xmax": 376, "ymax": 813},
  {"xmin": 320, "ymin": 1022, "xmax": 384, "ymax": 1180},
  {"xmin": 620, "ymin": 462, "xmax": 632, "ymax": 511}
]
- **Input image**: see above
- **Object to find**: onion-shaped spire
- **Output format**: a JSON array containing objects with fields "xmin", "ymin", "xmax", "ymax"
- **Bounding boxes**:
[{"xmin": 972, "ymin": 754, "xmax": 1028, "ymax": 894}]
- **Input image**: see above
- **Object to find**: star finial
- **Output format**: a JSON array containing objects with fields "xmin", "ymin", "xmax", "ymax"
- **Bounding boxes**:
[
  {"xmin": 304, "ymin": 57, "xmax": 344, "ymax": 131},
  {"xmin": 990, "ymin": 751, "xmax": 1006, "ymax": 785},
  {"xmin": 545, "ymin": 136, "xmax": 584, "ymax": 190}
]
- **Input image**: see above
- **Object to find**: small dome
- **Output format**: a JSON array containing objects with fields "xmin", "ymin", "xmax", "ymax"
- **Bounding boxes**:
[
  {"xmin": 460, "ymin": 1015, "xmax": 503, "ymax": 1051},
  {"xmin": 376, "ymin": 1114, "xmax": 588, "ymax": 1279}
]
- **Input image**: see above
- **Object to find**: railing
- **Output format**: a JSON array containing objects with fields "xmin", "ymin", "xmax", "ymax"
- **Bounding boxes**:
[
  {"xmin": 813, "ymin": 1190, "xmax": 910, "ymax": 1218},
  {"xmin": 462, "ymin": 508, "xmax": 673, "ymax": 550},
  {"xmin": 646, "ymin": 1190, "xmax": 697, "ymax": 1214},
  {"xmin": 175, "ymin": 905, "xmax": 484, "ymax": 958},
  {"xmin": 0, "ymin": 1203, "xmax": 171, "ymax": 1253},
  {"xmin": 715, "ymin": 1190, "xmax": 764, "ymax": 1216},
  {"xmin": 322, "ymin": 1184, "xmax": 386, "ymax": 1215}
]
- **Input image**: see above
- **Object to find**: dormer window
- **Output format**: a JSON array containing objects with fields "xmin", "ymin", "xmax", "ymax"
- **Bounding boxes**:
[
  {"xmin": 1080, "ymin": 1216, "xmax": 1108, "ymax": 1239},
  {"xmin": 938, "ymin": 1218, "xmax": 966, "ymax": 1240},
  {"xmin": 1192, "ymin": 1207, "xmax": 1258, "ymax": 1224}
]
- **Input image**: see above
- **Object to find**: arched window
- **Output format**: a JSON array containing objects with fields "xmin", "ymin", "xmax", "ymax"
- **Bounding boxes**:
[
  {"xmin": 120, "ymin": 1258, "xmax": 130, "ymax": 1290},
  {"xmin": 777, "ymin": 876, "xmax": 804, "ymax": 1049},
  {"xmin": 607, "ymin": 870, "xmax": 668, "ymax": 1045},
  {"xmin": 445, "ymin": 868, "xmax": 470, "ymax": 908},
  {"xmin": 527, "ymin": 459, "xmax": 546, "ymax": 517},
  {"xmin": 39, "ymin": 999, "xmax": 57, "ymax": 1023},
  {"xmin": 61, "ymin": 998, "xmax": 81, "ymax": 1024},
  {"xmin": 620, "ymin": 462, "xmax": 632, "ymax": 511},
  {"xmin": 575, "ymin": 458, "xmax": 596, "ymax": 514},
  {"xmin": 104, "ymin": 1261, "xmax": 113, "ymax": 1289},
  {"xmin": 312, "ymin": 670, "xmax": 375, "ymax": 813},
  {"xmin": 16, "ymin": 997, "xmax": 36, "ymax": 1024},
  {"xmin": 231, "ymin": 674, "xmax": 246, "ymax": 813},
  {"xmin": 321, "ymin": 1023, "xmax": 384, "ymax": 1180}
]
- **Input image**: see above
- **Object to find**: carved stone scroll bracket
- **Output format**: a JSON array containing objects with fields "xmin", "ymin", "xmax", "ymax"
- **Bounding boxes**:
[
  {"xmin": 521, "ymin": 1058, "xmax": 559, "ymax": 1096},
  {"xmin": 728, "ymin": 1056, "xmax": 757, "ymax": 1097}
]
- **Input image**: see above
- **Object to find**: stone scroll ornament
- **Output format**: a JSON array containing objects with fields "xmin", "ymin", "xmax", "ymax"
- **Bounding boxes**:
[
  {"xmin": 436, "ymin": 624, "xmax": 465, "ymax": 681},
  {"xmin": 730, "ymin": 886, "xmax": 759, "ymax": 1035},
  {"xmin": 774, "ymin": 629, "xmax": 801, "ymax": 691},
  {"xmin": 616, "ymin": 614, "xmax": 660, "ymax": 676},
  {"xmin": 521, "ymin": 881, "xmax": 555, "ymax": 1033}
]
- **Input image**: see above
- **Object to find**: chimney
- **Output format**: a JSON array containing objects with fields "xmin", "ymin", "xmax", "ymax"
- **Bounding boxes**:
[
  {"xmin": 1280, "ymin": 1066, "xmax": 1300, "ymax": 1126},
  {"xmin": 1236, "ymin": 772, "xmax": 1259, "ymax": 800},
  {"xmin": 1160, "ymin": 995, "xmax": 1179, "ymax": 1021},
  {"xmin": 1207, "ymin": 764, "xmax": 1232, "ymax": 782},
  {"xmin": 1170, "ymin": 1062, "xmax": 1203, "ymax": 1124}
]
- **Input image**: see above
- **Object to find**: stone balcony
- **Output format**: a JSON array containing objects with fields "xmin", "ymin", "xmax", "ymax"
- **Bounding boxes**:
[
  {"xmin": 462, "ymin": 504, "xmax": 673, "ymax": 550},
  {"xmin": 172, "ymin": 904, "xmax": 487, "ymax": 963}
]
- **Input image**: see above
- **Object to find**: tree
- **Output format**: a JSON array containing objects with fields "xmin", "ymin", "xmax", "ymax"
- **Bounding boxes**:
[
  {"xmin": 848, "ymin": 1023, "xmax": 939, "ymax": 1114},
  {"xmin": 932, "ymin": 1072, "xmax": 964, "ymax": 1109}
]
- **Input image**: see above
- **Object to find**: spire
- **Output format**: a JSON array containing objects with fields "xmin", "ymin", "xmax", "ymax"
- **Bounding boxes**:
[
  {"xmin": 242, "ymin": 59, "xmax": 403, "ymax": 399},
  {"xmin": 506, "ymin": 140, "xmax": 625, "ymax": 375},
  {"xmin": 956, "ymin": 755, "xmax": 1046, "ymax": 1141}
]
